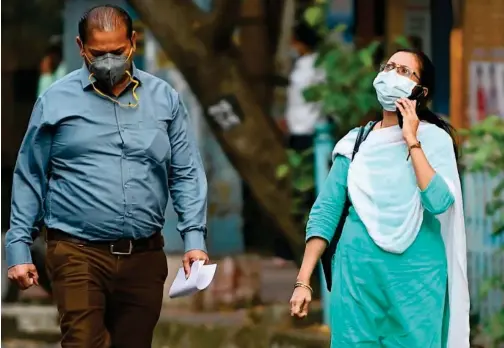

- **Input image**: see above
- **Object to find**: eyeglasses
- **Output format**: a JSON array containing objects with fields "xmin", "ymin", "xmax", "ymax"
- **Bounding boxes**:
[{"xmin": 379, "ymin": 62, "xmax": 420, "ymax": 80}]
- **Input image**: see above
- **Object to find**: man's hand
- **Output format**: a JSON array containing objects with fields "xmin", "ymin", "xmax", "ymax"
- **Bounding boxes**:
[
  {"xmin": 182, "ymin": 250, "xmax": 209, "ymax": 278},
  {"xmin": 8, "ymin": 264, "xmax": 39, "ymax": 290}
]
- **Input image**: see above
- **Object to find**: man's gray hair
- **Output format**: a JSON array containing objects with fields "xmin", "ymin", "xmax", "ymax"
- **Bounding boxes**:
[{"xmin": 78, "ymin": 5, "xmax": 133, "ymax": 43}]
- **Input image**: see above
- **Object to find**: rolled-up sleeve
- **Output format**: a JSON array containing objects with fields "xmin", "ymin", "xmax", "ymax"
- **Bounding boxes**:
[
  {"xmin": 420, "ymin": 172, "xmax": 454, "ymax": 215},
  {"xmin": 6, "ymin": 97, "xmax": 52, "ymax": 268},
  {"xmin": 168, "ymin": 92, "xmax": 208, "ymax": 253},
  {"xmin": 306, "ymin": 155, "xmax": 350, "ymax": 243}
]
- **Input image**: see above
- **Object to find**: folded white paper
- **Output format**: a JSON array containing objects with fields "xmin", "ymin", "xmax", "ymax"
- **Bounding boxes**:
[{"xmin": 168, "ymin": 260, "xmax": 217, "ymax": 298}]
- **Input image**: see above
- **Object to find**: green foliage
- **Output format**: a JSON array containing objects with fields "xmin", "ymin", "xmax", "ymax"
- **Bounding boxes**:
[
  {"xmin": 276, "ymin": 148, "xmax": 314, "ymax": 220},
  {"xmin": 461, "ymin": 115, "xmax": 504, "ymax": 345},
  {"xmin": 461, "ymin": 116, "xmax": 504, "ymax": 235},
  {"xmin": 302, "ymin": 23, "xmax": 381, "ymax": 138}
]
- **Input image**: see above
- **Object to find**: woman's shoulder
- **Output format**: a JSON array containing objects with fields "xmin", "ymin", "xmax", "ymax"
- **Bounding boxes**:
[
  {"xmin": 332, "ymin": 122, "xmax": 375, "ymax": 160},
  {"xmin": 343, "ymin": 122, "xmax": 373, "ymax": 138},
  {"xmin": 418, "ymin": 123, "xmax": 453, "ymax": 146}
]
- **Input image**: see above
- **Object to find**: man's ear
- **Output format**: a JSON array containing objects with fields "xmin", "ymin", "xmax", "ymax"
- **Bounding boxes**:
[
  {"xmin": 130, "ymin": 31, "xmax": 137, "ymax": 52},
  {"xmin": 76, "ymin": 36, "xmax": 85, "ymax": 57},
  {"xmin": 422, "ymin": 87, "xmax": 429, "ymax": 98}
]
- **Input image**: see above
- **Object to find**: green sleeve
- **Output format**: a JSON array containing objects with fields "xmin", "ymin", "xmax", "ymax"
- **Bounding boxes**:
[
  {"xmin": 305, "ymin": 155, "xmax": 350, "ymax": 244},
  {"xmin": 420, "ymin": 173, "xmax": 455, "ymax": 215}
]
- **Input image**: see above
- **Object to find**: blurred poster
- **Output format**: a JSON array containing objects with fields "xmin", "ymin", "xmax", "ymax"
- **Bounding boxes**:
[
  {"xmin": 404, "ymin": 0, "xmax": 431, "ymax": 57},
  {"xmin": 463, "ymin": 0, "xmax": 504, "ymax": 126},
  {"xmin": 468, "ymin": 61, "xmax": 504, "ymax": 125}
]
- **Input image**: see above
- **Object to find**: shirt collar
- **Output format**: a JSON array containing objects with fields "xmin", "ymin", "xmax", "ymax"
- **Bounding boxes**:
[{"xmin": 80, "ymin": 62, "xmax": 142, "ymax": 90}]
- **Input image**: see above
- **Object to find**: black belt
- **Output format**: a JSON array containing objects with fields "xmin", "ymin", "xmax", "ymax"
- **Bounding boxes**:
[{"xmin": 46, "ymin": 229, "xmax": 164, "ymax": 255}]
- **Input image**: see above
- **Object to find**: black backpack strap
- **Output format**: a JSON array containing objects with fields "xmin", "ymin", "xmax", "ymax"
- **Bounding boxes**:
[
  {"xmin": 352, "ymin": 121, "xmax": 377, "ymax": 160},
  {"xmin": 352, "ymin": 126, "xmax": 366, "ymax": 160}
]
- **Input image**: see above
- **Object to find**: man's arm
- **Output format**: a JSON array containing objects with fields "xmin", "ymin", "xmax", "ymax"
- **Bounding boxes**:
[
  {"xmin": 6, "ymin": 97, "xmax": 53, "ymax": 268},
  {"xmin": 167, "ymin": 91, "xmax": 208, "ymax": 253}
]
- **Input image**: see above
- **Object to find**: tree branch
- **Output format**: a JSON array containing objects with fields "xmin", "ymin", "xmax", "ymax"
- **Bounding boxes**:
[
  {"xmin": 201, "ymin": 0, "xmax": 242, "ymax": 51},
  {"xmin": 127, "ymin": 0, "xmax": 305, "ymax": 260}
]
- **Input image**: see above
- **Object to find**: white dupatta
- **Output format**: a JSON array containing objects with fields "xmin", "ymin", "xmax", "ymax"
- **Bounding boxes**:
[{"xmin": 333, "ymin": 123, "xmax": 470, "ymax": 348}]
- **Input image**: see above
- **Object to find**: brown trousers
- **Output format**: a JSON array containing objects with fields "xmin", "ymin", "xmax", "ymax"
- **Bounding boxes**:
[{"xmin": 46, "ymin": 240, "xmax": 168, "ymax": 348}]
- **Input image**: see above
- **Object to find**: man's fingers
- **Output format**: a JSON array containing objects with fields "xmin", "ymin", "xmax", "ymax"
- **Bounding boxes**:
[
  {"xmin": 182, "ymin": 257, "xmax": 191, "ymax": 279},
  {"xmin": 18, "ymin": 274, "xmax": 33, "ymax": 290},
  {"xmin": 28, "ymin": 265, "xmax": 39, "ymax": 286},
  {"xmin": 7, "ymin": 264, "xmax": 39, "ymax": 290},
  {"xmin": 32, "ymin": 273, "xmax": 40, "ymax": 286}
]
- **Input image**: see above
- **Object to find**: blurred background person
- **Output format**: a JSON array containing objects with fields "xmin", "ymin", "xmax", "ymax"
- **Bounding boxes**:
[
  {"xmin": 37, "ymin": 35, "xmax": 67, "ymax": 96},
  {"xmin": 285, "ymin": 20, "xmax": 325, "ymax": 152},
  {"xmin": 273, "ymin": 19, "xmax": 325, "ymax": 266}
]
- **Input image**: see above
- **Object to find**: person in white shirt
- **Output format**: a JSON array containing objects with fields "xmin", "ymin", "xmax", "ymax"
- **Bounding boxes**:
[
  {"xmin": 285, "ymin": 20, "xmax": 324, "ymax": 149},
  {"xmin": 37, "ymin": 35, "xmax": 67, "ymax": 96},
  {"xmin": 274, "ymin": 21, "xmax": 324, "ymax": 265}
]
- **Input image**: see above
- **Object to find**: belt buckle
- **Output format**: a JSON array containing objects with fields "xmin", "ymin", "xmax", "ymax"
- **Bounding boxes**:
[{"xmin": 110, "ymin": 240, "xmax": 133, "ymax": 255}]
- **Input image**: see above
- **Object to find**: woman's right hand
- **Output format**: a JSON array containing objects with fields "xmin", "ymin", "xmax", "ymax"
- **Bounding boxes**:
[{"xmin": 289, "ymin": 285, "xmax": 312, "ymax": 318}]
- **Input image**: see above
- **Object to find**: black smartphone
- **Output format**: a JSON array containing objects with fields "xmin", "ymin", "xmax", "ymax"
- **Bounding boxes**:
[{"xmin": 397, "ymin": 86, "xmax": 424, "ymax": 128}]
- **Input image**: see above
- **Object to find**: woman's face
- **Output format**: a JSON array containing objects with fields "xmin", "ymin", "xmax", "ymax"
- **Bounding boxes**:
[{"xmin": 385, "ymin": 51, "xmax": 421, "ymax": 84}]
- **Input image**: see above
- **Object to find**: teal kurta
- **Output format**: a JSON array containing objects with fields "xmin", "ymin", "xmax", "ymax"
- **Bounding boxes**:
[{"xmin": 306, "ymin": 155, "xmax": 454, "ymax": 348}]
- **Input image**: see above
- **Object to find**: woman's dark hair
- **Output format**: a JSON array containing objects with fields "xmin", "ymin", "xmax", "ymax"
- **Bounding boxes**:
[{"xmin": 395, "ymin": 48, "xmax": 459, "ymax": 159}]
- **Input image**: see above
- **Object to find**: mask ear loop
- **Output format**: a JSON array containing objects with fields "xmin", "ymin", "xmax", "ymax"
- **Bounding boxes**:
[
  {"xmin": 87, "ymin": 71, "xmax": 139, "ymax": 108},
  {"xmin": 125, "ymin": 70, "xmax": 140, "ymax": 108}
]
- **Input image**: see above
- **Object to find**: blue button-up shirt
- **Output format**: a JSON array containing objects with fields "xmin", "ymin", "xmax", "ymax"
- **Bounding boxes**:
[{"xmin": 6, "ymin": 64, "xmax": 208, "ymax": 268}]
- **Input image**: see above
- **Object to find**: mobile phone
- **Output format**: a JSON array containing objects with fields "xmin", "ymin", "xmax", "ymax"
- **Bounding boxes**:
[{"xmin": 397, "ymin": 86, "xmax": 424, "ymax": 128}]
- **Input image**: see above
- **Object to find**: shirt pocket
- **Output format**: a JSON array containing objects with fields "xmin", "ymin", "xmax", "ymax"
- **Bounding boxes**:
[{"xmin": 139, "ymin": 119, "xmax": 171, "ymax": 164}]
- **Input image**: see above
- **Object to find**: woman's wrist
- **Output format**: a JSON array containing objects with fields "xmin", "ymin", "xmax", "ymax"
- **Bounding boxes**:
[
  {"xmin": 296, "ymin": 274, "xmax": 311, "ymax": 285},
  {"xmin": 405, "ymin": 136, "xmax": 419, "ymax": 147}
]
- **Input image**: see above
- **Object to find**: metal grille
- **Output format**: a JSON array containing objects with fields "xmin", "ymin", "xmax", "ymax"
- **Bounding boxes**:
[{"xmin": 463, "ymin": 172, "xmax": 504, "ymax": 320}]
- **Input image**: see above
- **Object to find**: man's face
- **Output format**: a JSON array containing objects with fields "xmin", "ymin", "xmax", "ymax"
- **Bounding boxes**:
[{"xmin": 77, "ymin": 25, "xmax": 137, "ymax": 65}]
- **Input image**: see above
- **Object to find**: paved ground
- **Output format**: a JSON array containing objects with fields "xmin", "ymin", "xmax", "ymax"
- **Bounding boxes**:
[{"xmin": 2, "ymin": 339, "xmax": 60, "ymax": 348}]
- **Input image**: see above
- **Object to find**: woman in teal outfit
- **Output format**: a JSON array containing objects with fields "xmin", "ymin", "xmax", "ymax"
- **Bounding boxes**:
[{"xmin": 289, "ymin": 50, "xmax": 470, "ymax": 348}]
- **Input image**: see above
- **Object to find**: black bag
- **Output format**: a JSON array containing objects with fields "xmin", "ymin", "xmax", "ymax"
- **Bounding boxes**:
[{"xmin": 320, "ymin": 122, "xmax": 377, "ymax": 292}]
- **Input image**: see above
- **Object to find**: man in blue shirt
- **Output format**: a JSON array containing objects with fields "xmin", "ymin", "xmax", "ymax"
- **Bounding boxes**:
[{"xmin": 6, "ymin": 5, "xmax": 209, "ymax": 347}]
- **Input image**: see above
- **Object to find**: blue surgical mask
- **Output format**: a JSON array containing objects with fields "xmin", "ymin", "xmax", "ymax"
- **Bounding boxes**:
[{"xmin": 373, "ymin": 70, "xmax": 417, "ymax": 111}]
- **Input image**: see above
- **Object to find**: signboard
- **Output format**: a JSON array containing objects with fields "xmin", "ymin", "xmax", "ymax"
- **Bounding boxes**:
[
  {"xmin": 206, "ymin": 95, "xmax": 244, "ymax": 131},
  {"xmin": 463, "ymin": 0, "xmax": 504, "ymax": 126},
  {"xmin": 404, "ymin": 0, "xmax": 431, "ymax": 57}
]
